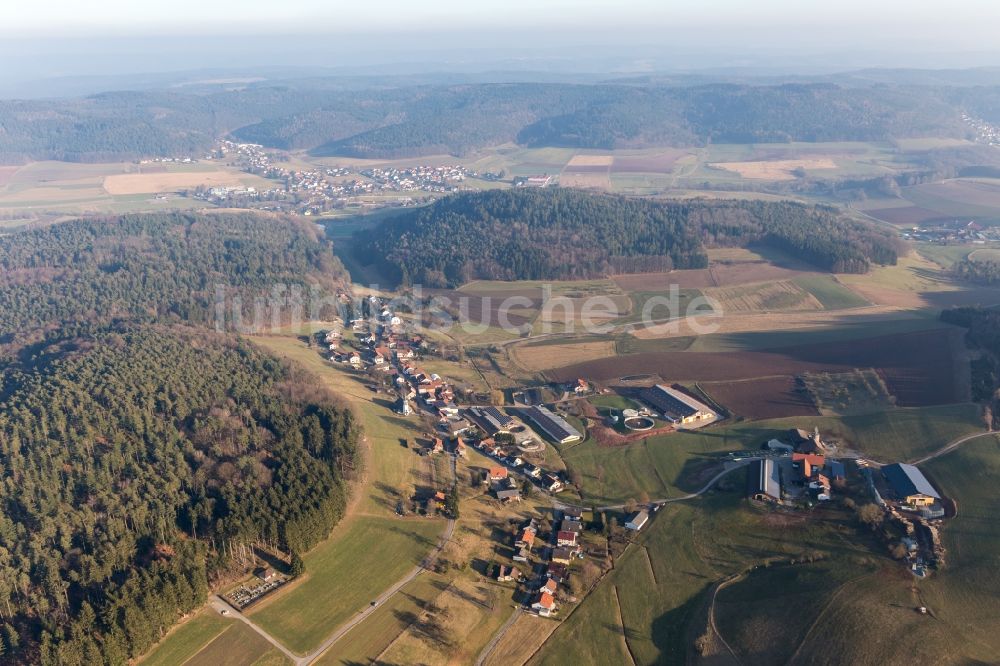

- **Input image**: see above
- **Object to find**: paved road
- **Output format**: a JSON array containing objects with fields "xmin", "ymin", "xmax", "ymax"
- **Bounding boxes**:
[
  {"xmin": 209, "ymin": 595, "xmax": 302, "ymax": 664},
  {"xmin": 474, "ymin": 607, "xmax": 523, "ymax": 666},
  {"xmin": 553, "ymin": 459, "xmax": 753, "ymax": 512},
  {"xmin": 908, "ymin": 429, "xmax": 996, "ymax": 465},
  {"xmin": 303, "ymin": 453, "xmax": 460, "ymax": 663}
]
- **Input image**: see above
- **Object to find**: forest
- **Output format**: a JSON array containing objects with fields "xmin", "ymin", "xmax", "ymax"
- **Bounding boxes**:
[
  {"xmin": 358, "ymin": 189, "xmax": 901, "ymax": 286},
  {"xmin": 2, "ymin": 80, "xmax": 995, "ymax": 162},
  {"xmin": 953, "ymin": 257, "xmax": 1000, "ymax": 285},
  {"xmin": 0, "ymin": 211, "xmax": 345, "ymax": 340},
  {"xmin": 0, "ymin": 326, "xmax": 359, "ymax": 664}
]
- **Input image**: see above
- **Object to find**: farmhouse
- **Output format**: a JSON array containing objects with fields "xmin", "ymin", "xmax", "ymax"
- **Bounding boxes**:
[
  {"xmin": 625, "ymin": 510, "xmax": 649, "ymax": 531},
  {"xmin": 787, "ymin": 427, "xmax": 826, "ymax": 455},
  {"xmin": 488, "ymin": 467, "xmax": 509, "ymax": 482},
  {"xmin": 496, "ymin": 565, "xmax": 519, "ymax": 582},
  {"xmin": 748, "ymin": 459, "xmax": 781, "ymax": 502},
  {"xmin": 556, "ymin": 530, "xmax": 578, "ymax": 547},
  {"xmin": 532, "ymin": 591, "xmax": 556, "ymax": 616},
  {"xmin": 523, "ymin": 405, "xmax": 582, "ymax": 444},
  {"xmin": 640, "ymin": 385, "xmax": 714, "ymax": 424},
  {"xmin": 551, "ymin": 547, "xmax": 576, "ymax": 564},
  {"xmin": 467, "ymin": 406, "xmax": 515, "ymax": 435},
  {"xmin": 882, "ymin": 463, "xmax": 940, "ymax": 507},
  {"xmin": 496, "ymin": 489, "xmax": 521, "ymax": 503}
]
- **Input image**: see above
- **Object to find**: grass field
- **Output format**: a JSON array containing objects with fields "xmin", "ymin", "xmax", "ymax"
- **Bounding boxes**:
[
  {"xmin": 561, "ymin": 403, "xmax": 982, "ymax": 504},
  {"xmin": 793, "ymin": 275, "xmax": 871, "ymax": 309},
  {"xmin": 247, "ymin": 336, "xmax": 449, "ymax": 654},
  {"xmin": 532, "ymin": 489, "xmax": 883, "ymax": 666},
  {"xmin": 247, "ymin": 516, "xmax": 445, "ymax": 654},
  {"xmin": 140, "ymin": 609, "xmax": 232, "ymax": 666},
  {"xmin": 184, "ymin": 622, "xmax": 291, "ymax": 666}
]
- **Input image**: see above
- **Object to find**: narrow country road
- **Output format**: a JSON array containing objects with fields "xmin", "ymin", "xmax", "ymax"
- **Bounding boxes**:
[
  {"xmin": 303, "ymin": 515, "xmax": 457, "ymax": 664},
  {"xmin": 304, "ymin": 452, "xmax": 460, "ymax": 663},
  {"xmin": 474, "ymin": 607, "xmax": 522, "ymax": 666},
  {"xmin": 553, "ymin": 459, "xmax": 752, "ymax": 512},
  {"xmin": 908, "ymin": 429, "xmax": 996, "ymax": 465},
  {"xmin": 209, "ymin": 595, "xmax": 301, "ymax": 664}
]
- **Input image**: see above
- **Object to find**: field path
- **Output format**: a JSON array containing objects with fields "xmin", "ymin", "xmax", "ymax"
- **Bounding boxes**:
[
  {"xmin": 554, "ymin": 459, "xmax": 752, "ymax": 512},
  {"xmin": 208, "ymin": 595, "xmax": 301, "ymax": 664},
  {"xmin": 474, "ymin": 607, "xmax": 522, "ymax": 666},
  {"xmin": 908, "ymin": 429, "xmax": 996, "ymax": 465}
]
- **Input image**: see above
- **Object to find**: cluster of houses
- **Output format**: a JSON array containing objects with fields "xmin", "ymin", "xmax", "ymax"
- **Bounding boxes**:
[
  {"xmin": 199, "ymin": 140, "xmax": 478, "ymax": 214},
  {"xmin": 748, "ymin": 428, "xmax": 845, "ymax": 504},
  {"xmin": 963, "ymin": 111, "xmax": 1000, "ymax": 147},
  {"xmin": 496, "ymin": 508, "xmax": 586, "ymax": 617}
]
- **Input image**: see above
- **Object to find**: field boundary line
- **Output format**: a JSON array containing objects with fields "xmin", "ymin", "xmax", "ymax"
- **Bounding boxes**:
[
  {"xmin": 785, "ymin": 573, "xmax": 873, "ymax": 665},
  {"xmin": 611, "ymin": 585, "xmax": 638, "ymax": 666},
  {"xmin": 640, "ymin": 545, "xmax": 659, "ymax": 585}
]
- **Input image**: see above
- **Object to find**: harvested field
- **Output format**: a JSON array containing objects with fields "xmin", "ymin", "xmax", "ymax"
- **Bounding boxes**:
[
  {"xmin": 512, "ymin": 339, "xmax": 617, "ymax": 371},
  {"xmin": 560, "ymin": 171, "xmax": 611, "ymax": 190},
  {"xmin": 423, "ymin": 288, "xmax": 541, "ymax": 327},
  {"xmin": 698, "ymin": 376, "xmax": 818, "ymax": 420},
  {"xmin": 0, "ymin": 166, "xmax": 21, "ymax": 186},
  {"xmin": 865, "ymin": 205, "xmax": 948, "ymax": 226},
  {"xmin": 710, "ymin": 158, "xmax": 838, "ymax": 180},
  {"xmin": 613, "ymin": 269, "xmax": 716, "ymax": 290},
  {"xmin": 706, "ymin": 280, "xmax": 822, "ymax": 312},
  {"xmin": 103, "ymin": 170, "xmax": 244, "ymax": 195},
  {"xmin": 549, "ymin": 327, "xmax": 966, "ymax": 407},
  {"xmin": 907, "ymin": 178, "xmax": 1000, "ymax": 212},
  {"xmin": 612, "ymin": 151, "xmax": 688, "ymax": 173},
  {"xmin": 567, "ymin": 155, "xmax": 614, "ymax": 167}
]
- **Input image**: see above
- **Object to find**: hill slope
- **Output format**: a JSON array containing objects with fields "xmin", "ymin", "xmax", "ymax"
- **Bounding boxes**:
[
  {"xmin": 0, "ymin": 211, "xmax": 344, "ymax": 340},
  {"xmin": 358, "ymin": 189, "xmax": 900, "ymax": 286}
]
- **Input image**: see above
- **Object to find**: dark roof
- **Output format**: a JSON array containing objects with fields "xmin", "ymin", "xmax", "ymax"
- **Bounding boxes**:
[
  {"xmin": 523, "ymin": 405, "xmax": 582, "ymax": 442},
  {"xmin": 882, "ymin": 463, "xmax": 939, "ymax": 500},
  {"xmin": 641, "ymin": 384, "xmax": 710, "ymax": 420}
]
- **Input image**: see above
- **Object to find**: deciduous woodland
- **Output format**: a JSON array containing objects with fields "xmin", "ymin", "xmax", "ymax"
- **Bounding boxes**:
[{"xmin": 359, "ymin": 189, "xmax": 901, "ymax": 286}]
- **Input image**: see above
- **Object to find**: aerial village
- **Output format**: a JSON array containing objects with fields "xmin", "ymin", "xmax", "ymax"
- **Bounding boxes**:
[
  {"xmin": 192, "ymin": 140, "xmax": 477, "ymax": 214},
  {"xmin": 312, "ymin": 295, "xmax": 954, "ymax": 618}
]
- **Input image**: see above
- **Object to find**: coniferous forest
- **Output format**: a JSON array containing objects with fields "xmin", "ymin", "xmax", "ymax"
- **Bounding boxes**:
[
  {"xmin": 359, "ymin": 188, "xmax": 901, "ymax": 287},
  {"xmin": 0, "ymin": 212, "xmax": 358, "ymax": 664}
]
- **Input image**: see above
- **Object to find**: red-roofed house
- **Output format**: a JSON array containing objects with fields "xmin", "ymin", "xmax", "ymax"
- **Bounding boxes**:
[
  {"xmin": 532, "ymin": 591, "xmax": 556, "ymax": 616},
  {"xmin": 556, "ymin": 531, "xmax": 578, "ymax": 547}
]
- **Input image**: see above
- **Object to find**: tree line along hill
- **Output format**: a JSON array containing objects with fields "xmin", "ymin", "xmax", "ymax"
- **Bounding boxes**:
[
  {"xmin": 2, "ymin": 81, "xmax": 1000, "ymax": 162},
  {"xmin": 357, "ymin": 188, "xmax": 902, "ymax": 287},
  {"xmin": 0, "ymin": 211, "xmax": 345, "ymax": 342},
  {"xmin": 0, "ymin": 327, "xmax": 359, "ymax": 664},
  {"xmin": 0, "ymin": 211, "xmax": 360, "ymax": 664}
]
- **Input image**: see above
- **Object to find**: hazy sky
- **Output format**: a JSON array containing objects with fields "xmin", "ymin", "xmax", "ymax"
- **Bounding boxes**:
[
  {"xmin": 2, "ymin": 0, "xmax": 999, "ymax": 95},
  {"xmin": 5, "ymin": 0, "xmax": 1000, "ymax": 38}
]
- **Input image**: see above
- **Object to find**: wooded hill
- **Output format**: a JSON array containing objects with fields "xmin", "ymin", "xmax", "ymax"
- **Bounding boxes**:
[
  {"xmin": 0, "ymin": 326, "xmax": 359, "ymax": 664},
  {"xmin": 358, "ymin": 189, "xmax": 901, "ymax": 287},
  {"xmin": 0, "ymin": 211, "xmax": 359, "ymax": 664},
  {"xmin": 0, "ymin": 211, "xmax": 344, "ymax": 341},
  {"xmin": 3, "ymin": 81, "xmax": 997, "ymax": 162}
]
